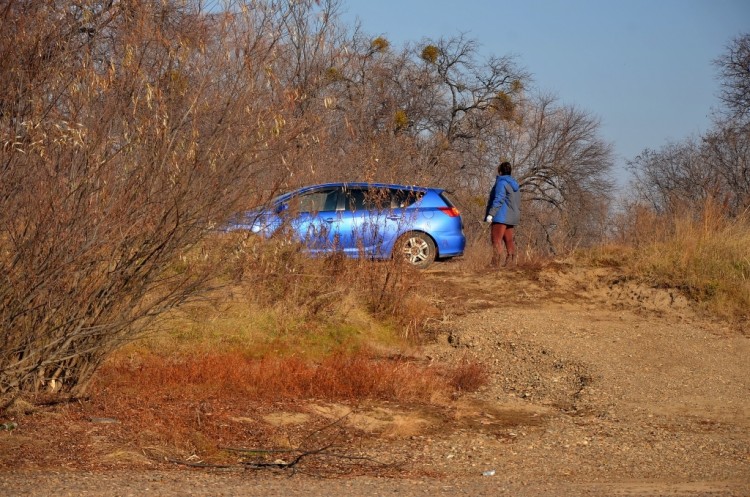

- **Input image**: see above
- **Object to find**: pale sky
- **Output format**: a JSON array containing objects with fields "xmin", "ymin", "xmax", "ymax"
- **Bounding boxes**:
[{"xmin": 341, "ymin": 0, "xmax": 750, "ymax": 184}]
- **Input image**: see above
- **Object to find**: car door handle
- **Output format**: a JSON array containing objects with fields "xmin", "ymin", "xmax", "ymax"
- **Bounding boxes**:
[
  {"xmin": 324, "ymin": 218, "xmax": 335, "ymax": 223},
  {"xmin": 387, "ymin": 215, "xmax": 400, "ymax": 220}
]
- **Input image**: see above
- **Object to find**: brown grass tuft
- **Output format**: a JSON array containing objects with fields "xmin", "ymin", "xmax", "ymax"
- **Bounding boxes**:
[{"xmin": 447, "ymin": 356, "xmax": 489, "ymax": 393}]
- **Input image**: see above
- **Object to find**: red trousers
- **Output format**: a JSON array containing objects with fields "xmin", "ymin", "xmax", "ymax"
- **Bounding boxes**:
[{"xmin": 491, "ymin": 223, "xmax": 515, "ymax": 257}]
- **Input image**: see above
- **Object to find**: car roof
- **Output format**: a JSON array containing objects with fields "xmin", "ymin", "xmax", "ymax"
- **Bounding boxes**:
[{"xmin": 293, "ymin": 182, "xmax": 442, "ymax": 193}]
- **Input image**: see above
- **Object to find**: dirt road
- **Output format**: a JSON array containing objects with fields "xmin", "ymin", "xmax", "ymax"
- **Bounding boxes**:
[{"xmin": 1, "ymin": 263, "xmax": 749, "ymax": 496}]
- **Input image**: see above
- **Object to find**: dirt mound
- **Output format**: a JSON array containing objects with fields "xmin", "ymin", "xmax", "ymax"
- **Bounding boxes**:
[{"xmin": 535, "ymin": 264, "xmax": 693, "ymax": 317}]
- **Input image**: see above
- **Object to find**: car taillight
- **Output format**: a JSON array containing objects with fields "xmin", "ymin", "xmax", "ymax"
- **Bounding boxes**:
[{"xmin": 438, "ymin": 206, "xmax": 460, "ymax": 217}]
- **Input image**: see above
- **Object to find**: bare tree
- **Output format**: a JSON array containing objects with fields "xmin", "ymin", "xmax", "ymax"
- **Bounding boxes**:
[
  {"xmin": 628, "ymin": 34, "xmax": 750, "ymax": 217},
  {"xmin": 710, "ymin": 32, "xmax": 750, "ymax": 213},
  {"xmin": 405, "ymin": 35, "xmax": 530, "ymax": 186},
  {"xmin": 703, "ymin": 126, "xmax": 750, "ymax": 214},
  {"xmin": 265, "ymin": 25, "xmax": 616, "ymax": 230},
  {"xmin": 464, "ymin": 93, "xmax": 614, "ymax": 253},
  {"xmin": 499, "ymin": 95, "xmax": 613, "ymax": 208},
  {"xmin": 627, "ymin": 139, "xmax": 715, "ymax": 214},
  {"xmin": 628, "ymin": 131, "xmax": 750, "ymax": 217},
  {"xmin": 714, "ymin": 33, "xmax": 750, "ymax": 127}
]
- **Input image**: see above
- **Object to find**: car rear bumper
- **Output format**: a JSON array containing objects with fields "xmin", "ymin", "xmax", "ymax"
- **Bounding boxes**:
[{"xmin": 435, "ymin": 232, "xmax": 465, "ymax": 257}]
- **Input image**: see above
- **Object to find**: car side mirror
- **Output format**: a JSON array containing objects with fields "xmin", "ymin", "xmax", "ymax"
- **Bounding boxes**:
[{"xmin": 275, "ymin": 203, "xmax": 288, "ymax": 214}]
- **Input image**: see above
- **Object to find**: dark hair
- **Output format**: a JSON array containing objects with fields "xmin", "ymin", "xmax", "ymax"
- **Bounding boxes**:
[{"xmin": 498, "ymin": 161, "xmax": 512, "ymax": 175}]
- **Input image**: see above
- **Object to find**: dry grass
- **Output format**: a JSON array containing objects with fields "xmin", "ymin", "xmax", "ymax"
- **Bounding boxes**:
[
  {"xmin": 633, "ymin": 212, "xmax": 750, "ymax": 322},
  {"xmin": 62, "ymin": 231, "xmax": 491, "ymax": 461},
  {"xmin": 93, "ymin": 349, "xmax": 474, "ymax": 404},
  {"xmin": 77, "ymin": 348, "xmax": 487, "ymax": 464},
  {"xmin": 188, "ymin": 232, "xmax": 438, "ymax": 343},
  {"xmin": 447, "ymin": 356, "xmax": 490, "ymax": 393},
  {"xmin": 100, "ymin": 233, "xmax": 485, "ymax": 398}
]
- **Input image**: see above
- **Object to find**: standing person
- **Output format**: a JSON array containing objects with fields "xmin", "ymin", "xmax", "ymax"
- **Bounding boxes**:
[{"xmin": 485, "ymin": 161, "xmax": 521, "ymax": 266}]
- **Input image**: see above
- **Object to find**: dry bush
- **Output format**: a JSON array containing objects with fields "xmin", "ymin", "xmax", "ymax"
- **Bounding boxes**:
[
  {"xmin": 0, "ymin": 1, "xmax": 304, "ymax": 401},
  {"xmin": 459, "ymin": 222, "xmax": 558, "ymax": 272},
  {"xmin": 447, "ymin": 356, "xmax": 489, "ymax": 393},
  {"xmin": 458, "ymin": 223, "xmax": 495, "ymax": 271}
]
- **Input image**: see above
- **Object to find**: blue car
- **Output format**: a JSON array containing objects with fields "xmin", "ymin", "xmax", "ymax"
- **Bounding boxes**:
[{"xmin": 228, "ymin": 183, "xmax": 465, "ymax": 268}]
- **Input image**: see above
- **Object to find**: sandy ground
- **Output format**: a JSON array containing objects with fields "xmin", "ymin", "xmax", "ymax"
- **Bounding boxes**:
[{"xmin": 1, "ymin": 262, "xmax": 749, "ymax": 496}]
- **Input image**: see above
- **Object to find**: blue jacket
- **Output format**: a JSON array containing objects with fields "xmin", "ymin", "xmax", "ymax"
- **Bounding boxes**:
[{"xmin": 486, "ymin": 175, "xmax": 521, "ymax": 225}]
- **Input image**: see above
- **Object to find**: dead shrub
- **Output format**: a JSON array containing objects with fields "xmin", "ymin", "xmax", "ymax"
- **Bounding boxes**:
[
  {"xmin": 0, "ymin": 1, "xmax": 301, "ymax": 400},
  {"xmin": 446, "ymin": 356, "xmax": 489, "ymax": 393}
]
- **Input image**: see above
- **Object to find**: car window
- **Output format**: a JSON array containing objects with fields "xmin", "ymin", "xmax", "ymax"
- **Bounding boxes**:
[
  {"xmin": 343, "ymin": 188, "xmax": 391, "ymax": 212},
  {"xmin": 390, "ymin": 188, "xmax": 423, "ymax": 208},
  {"xmin": 293, "ymin": 189, "xmax": 339, "ymax": 213},
  {"xmin": 343, "ymin": 189, "xmax": 366, "ymax": 212}
]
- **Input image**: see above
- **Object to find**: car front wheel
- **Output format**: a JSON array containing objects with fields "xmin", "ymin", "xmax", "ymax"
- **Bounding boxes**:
[{"xmin": 397, "ymin": 232, "xmax": 436, "ymax": 269}]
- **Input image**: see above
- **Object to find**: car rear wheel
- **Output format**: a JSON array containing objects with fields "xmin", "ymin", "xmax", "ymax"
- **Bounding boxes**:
[{"xmin": 397, "ymin": 232, "xmax": 436, "ymax": 269}]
